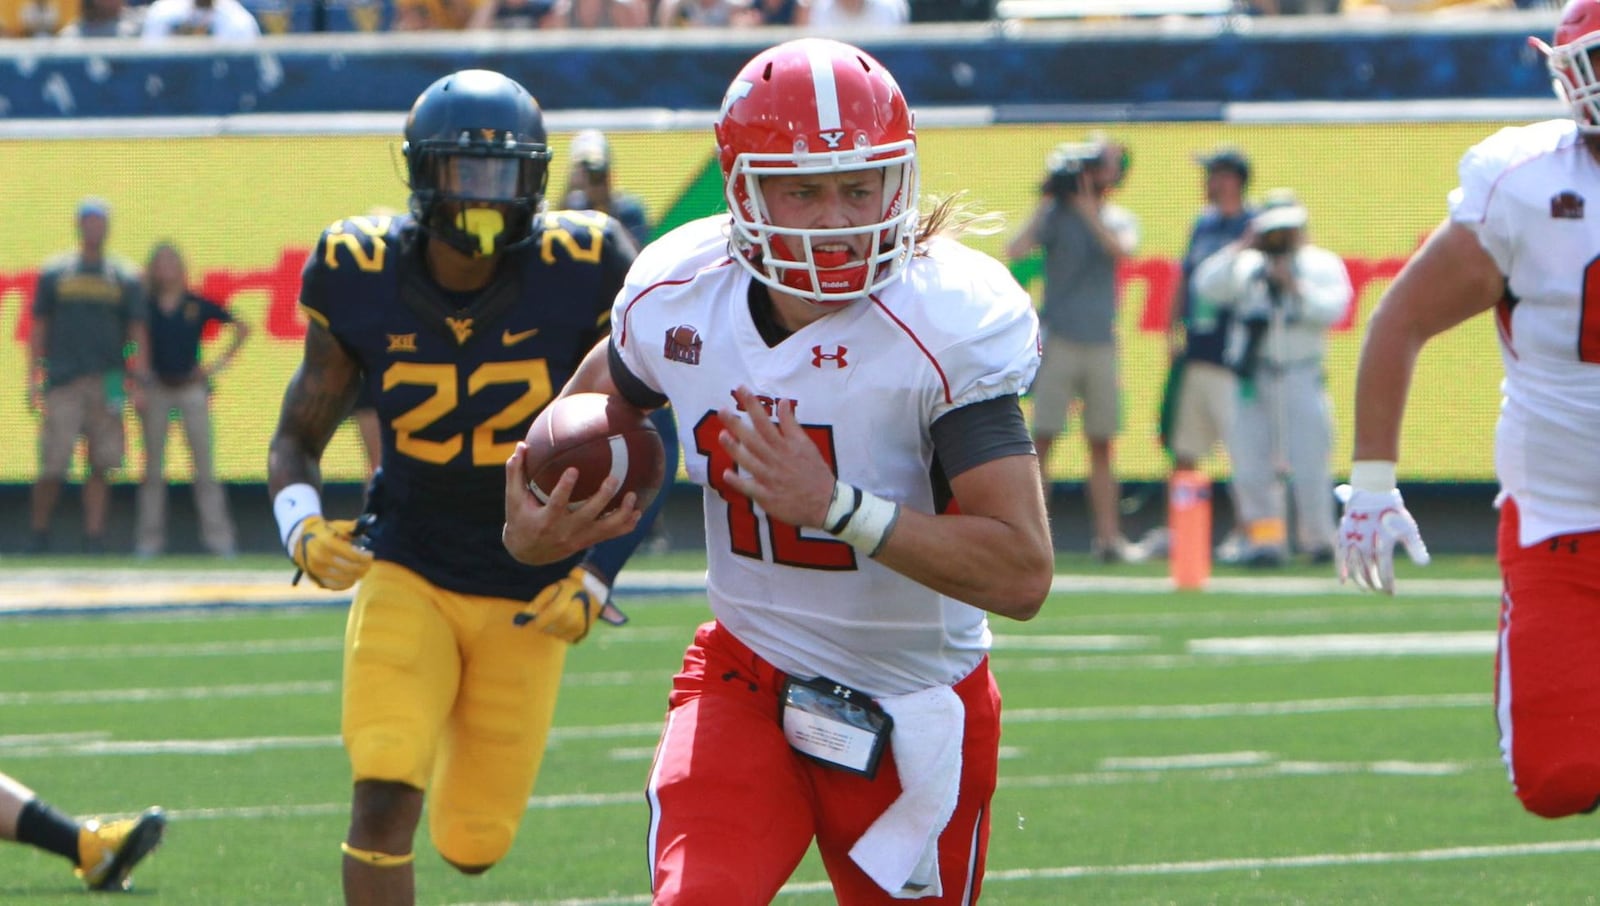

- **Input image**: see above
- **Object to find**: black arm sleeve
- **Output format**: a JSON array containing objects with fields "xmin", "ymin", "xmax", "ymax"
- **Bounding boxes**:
[
  {"xmin": 607, "ymin": 340, "xmax": 669, "ymax": 411},
  {"xmin": 929, "ymin": 394, "xmax": 1035, "ymax": 480}
]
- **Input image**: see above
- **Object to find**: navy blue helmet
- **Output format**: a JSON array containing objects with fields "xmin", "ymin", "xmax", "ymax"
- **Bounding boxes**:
[{"xmin": 403, "ymin": 70, "xmax": 552, "ymax": 258}]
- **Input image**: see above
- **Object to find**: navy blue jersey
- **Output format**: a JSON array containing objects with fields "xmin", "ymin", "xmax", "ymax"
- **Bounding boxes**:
[
  {"xmin": 299, "ymin": 211, "xmax": 633, "ymax": 599},
  {"xmin": 148, "ymin": 292, "xmax": 233, "ymax": 382}
]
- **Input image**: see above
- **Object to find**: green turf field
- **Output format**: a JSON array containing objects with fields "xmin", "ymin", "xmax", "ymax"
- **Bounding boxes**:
[{"xmin": 3, "ymin": 553, "xmax": 1593, "ymax": 905}]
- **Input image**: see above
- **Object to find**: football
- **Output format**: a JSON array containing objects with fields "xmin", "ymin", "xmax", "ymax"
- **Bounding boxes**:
[{"xmin": 522, "ymin": 393, "xmax": 667, "ymax": 513}]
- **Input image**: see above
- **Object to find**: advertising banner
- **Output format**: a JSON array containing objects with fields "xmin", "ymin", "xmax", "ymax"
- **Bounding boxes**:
[{"xmin": 0, "ymin": 120, "xmax": 1510, "ymax": 485}]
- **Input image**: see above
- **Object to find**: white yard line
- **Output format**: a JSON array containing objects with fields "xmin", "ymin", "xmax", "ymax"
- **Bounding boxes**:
[
  {"xmin": 0, "ymin": 570, "xmax": 1502, "ymax": 616},
  {"xmin": 1190, "ymin": 632, "xmax": 1497, "ymax": 657},
  {"xmin": 0, "ymin": 693, "xmax": 1492, "ymax": 759},
  {"xmin": 480, "ymin": 837, "xmax": 1600, "ymax": 905},
  {"xmin": 1005, "ymin": 693, "xmax": 1489, "ymax": 723},
  {"xmin": 0, "ymin": 680, "xmax": 336, "ymax": 705}
]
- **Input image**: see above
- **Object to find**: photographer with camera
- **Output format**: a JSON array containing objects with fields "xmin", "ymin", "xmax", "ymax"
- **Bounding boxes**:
[
  {"xmin": 1006, "ymin": 135, "xmax": 1139, "ymax": 562},
  {"xmin": 1192, "ymin": 189, "xmax": 1352, "ymax": 567}
]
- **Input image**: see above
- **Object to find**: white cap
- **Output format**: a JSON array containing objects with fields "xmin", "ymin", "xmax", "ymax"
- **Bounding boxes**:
[
  {"xmin": 1252, "ymin": 188, "xmax": 1308, "ymax": 232},
  {"xmin": 570, "ymin": 129, "xmax": 610, "ymax": 171}
]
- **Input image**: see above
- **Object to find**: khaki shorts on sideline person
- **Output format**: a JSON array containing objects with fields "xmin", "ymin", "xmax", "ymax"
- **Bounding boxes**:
[
  {"xmin": 1169, "ymin": 359, "xmax": 1238, "ymax": 463},
  {"xmin": 39, "ymin": 374, "xmax": 125, "ymax": 478},
  {"xmin": 1030, "ymin": 333, "xmax": 1119, "ymax": 440}
]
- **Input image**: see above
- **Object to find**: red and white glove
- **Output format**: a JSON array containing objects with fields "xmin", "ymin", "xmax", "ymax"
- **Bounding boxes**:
[{"xmin": 1336, "ymin": 461, "xmax": 1431, "ymax": 595}]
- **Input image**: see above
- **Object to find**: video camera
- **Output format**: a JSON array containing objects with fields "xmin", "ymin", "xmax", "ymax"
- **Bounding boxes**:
[{"xmin": 1043, "ymin": 138, "xmax": 1130, "ymax": 201}]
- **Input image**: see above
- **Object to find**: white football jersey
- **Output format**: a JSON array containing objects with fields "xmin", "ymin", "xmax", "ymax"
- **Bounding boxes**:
[
  {"xmin": 613, "ymin": 216, "xmax": 1040, "ymax": 695},
  {"xmin": 1451, "ymin": 119, "xmax": 1600, "ymax": 545}
]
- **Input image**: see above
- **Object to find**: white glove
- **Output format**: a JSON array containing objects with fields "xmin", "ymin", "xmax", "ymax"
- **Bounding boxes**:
[{"xmin": 1335, "ymin": 464, "xmax": 1431, "ymax": 595}]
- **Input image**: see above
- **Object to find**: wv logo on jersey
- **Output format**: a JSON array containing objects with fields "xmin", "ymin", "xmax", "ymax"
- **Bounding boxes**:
[
  {"xmin": 811, "ymin": 345, "xmax": 848, "ymax": 369},
  {"xmin": 446, "ymin": 317, "xmax": 474, "ymax": 345}
]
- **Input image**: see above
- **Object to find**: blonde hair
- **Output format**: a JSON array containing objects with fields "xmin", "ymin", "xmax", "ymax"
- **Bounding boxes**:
[{"xmin": 915, "ymin": 192, "xmax": 1005, "ymax": 251}]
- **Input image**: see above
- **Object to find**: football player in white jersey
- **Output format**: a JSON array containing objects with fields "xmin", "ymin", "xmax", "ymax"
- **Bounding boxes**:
[
  {"xmin": 1339, "ymin": 0, "xmax": 1600, "ymax": 821},
  {"xmin": 503, "ymin": 37, "xmax": 1053, "ymax": 904}
]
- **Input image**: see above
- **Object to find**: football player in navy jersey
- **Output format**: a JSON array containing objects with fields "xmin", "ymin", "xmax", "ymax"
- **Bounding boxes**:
[{"xmin": 266, "ymin": 69, "xmax": 657, "ymax": 906}]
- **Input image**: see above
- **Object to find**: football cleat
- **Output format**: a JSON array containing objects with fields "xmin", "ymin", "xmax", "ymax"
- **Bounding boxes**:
[{"xmin": 76, "ymin": 807, "xmax": 167, "ymax": 892}]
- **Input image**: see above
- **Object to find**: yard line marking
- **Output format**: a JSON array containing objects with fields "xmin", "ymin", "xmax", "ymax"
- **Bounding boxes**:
[
  {"xmin": 1189, "ymin": 631, "xmax": 1497, "ymax": 657},
  {"xmin": 0, "ymin": 570, "xmax": 1501, "ymax": 617},
  {"xmin": 165, "ymin": 790, "xmax": 644, "ymax": 823},
  {"xmin": 4, "ymin": 637, "xmax": 341, "ymax": 660},
  {"xmin": 1100, "ymin": 751, "xmax": 1272, "ymax": 770},
  {"xmin": 982, "ymin": 837, "xmax": 1600, "ymax": 881},
  {"xmin": 1047, "ymin": 575, "xmax": 1500, "ymax": 597},
  {"xmin": 1000, "ymin": 759, "xmax": 1475, "ymax": 790},
  {"xmin": 1005, "ymin": 692, "xmax": 1489, "ymax": 723},
  {"xmin": 1, "ymin": 734, "xmax": 341, "ymax": 757},
  {"xmin": 0, "ymin": 680, "xmax": 336, "ymax": 706},
  {"xmin": 1026, "ymin": 599, "xmax": 1489, "ymax": 632},
  {"xmin": 0, "ymin": 694, "xmax": 1491, "ymax": 758},
  {"xmin": 608, "ymin": 747, "xmax": 658, "ymax": 762},
  {"xmin": 991, "ymin": 634, "xmax": 1157, "ymax": 652},
  {"xmin": 0, "ymin": 731, "xmax": 109, "ymax": 747},
  {"xmin": 486, "ymin": 836, "xmax": 1600, "ymax": 905}
]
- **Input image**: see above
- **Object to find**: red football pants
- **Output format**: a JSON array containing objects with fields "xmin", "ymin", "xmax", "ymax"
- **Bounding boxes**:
[
  {"xmin": 645, "ymin": 621, "xmax": 1000, "ymax": 905},
  {"xmin": 1496, "ymin": 497, "xmax": 1600, "ymax": 818}
]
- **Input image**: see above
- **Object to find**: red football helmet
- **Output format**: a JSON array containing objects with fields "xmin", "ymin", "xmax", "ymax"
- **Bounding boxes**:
[
  {"xmin": 1533, "ymin": 0, "xmax": 1600, "ymax": 133},
  {"xmin": 714, "ymin": 38, "xmax": 919, "ymax": 306}
]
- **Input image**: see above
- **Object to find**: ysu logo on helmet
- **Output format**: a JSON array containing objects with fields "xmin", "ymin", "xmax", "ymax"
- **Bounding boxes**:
[{"xmin": 818, "ymin": 130, "xmax": 846, "ymax": 150}]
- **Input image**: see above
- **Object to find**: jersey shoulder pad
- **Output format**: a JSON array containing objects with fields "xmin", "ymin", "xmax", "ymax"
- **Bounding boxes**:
[
  {"xmin": 890, "ymin": 239, "xmax": 1040, "ymax": 415},
  {"xmin": 1452, "ymin": 119, "xmax": 1578, "ymax": 221},
  {"xmin": 537, "ymin": 208, "xmax": 628, "ymax": 261},
  {"xmin": 626, "ymin": 216, "xmax": 729, "ymax": 289},
  {"xmin": 301, "ymin": 214, "xmax": 407, "ymax": 327},
  {"xmin": 312, "ymin": 214, "xmax": 405, "ymax": 273}
]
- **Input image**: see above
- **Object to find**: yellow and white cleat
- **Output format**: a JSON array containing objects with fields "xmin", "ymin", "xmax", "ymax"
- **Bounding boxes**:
[{"xmin": 76, "ymin": 807, "xmax": 167, "ymax": 892}]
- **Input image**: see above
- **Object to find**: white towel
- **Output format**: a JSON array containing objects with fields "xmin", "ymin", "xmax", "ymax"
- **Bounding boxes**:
[{"xmin": 849, "ymin": 684, "xmax": 965, "ymax": 899}]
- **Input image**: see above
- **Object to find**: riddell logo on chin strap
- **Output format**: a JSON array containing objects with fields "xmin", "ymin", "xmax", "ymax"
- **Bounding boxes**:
[{"xmin": 811, "ymin": 345, "xmax": 848, "ymax": 369}]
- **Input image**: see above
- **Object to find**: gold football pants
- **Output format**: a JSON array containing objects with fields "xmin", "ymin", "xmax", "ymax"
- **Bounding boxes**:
[{"xmin": 342, "ymin": 561, "xmax": 568, "ymax": 867}]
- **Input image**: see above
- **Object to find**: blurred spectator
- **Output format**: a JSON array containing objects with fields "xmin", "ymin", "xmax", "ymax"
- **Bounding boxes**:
[
  {"xmin": 1193, "ymin": 189, "xmax": 1352, "ymax": 566},
  {"xmin": 656, "ymin": 0, "xmax": 744, "ymax": 27},
  {"xmin": 1137, "ymin": 147, "xmax": 1255, "ymax": 561},
  {"xmin": 28, "ymin": 198, "xmax": 148, "ymax": 555},
  {"xmin": 739, "ymin": 0, "xmax": 805, "ymax": 24},
  {"xmin": 140, "ymin": 0, "xmax": 261, "ymax": 38},
  {"xmin": 1006, "ymin": 135, "xmax": 1139, "ymax": 562},
  {"xmin": 568, "ymin": 0, "xmax": 647, "ymax": 26},
  {"xmin": 1247, "ymin": 0, "xmax": 1340, "ymax": 11},
  {"xmin": 58, "ymin": 0, "xmax": 137, "ymax": 35},
  {"xmin": 469, "ymin": 0, "xmax": 567, "ymax": 28},
  {"xmin": 807, "ymin": 0, "xmax": 908, "ymax": 28},
  {"xmin": 1341, "ymin": 0, "xmax": 1510, "ymax": 11},
  {"xmin": 3, "ymin": 0, "xmax": 79, "ymax": 36},
  {"xmin": 561, "ymin": 129, "xmax": 651, "ymax": 246},
  {"xmin": 134, "ymin": 242, "xmax": 248, "ymax": 559},
  {"xmin": 391, "ymin": 0, "xmax": 475, "ymax": 28}
]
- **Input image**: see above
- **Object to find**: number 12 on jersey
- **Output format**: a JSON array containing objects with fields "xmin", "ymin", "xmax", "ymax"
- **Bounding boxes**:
[{"xmin": 692, "ymin": 411, "xmax": 858, "ymax": 571}]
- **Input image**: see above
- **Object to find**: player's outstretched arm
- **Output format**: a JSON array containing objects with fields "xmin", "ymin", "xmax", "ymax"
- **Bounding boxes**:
[
  {"xmin": 1339, "ymin": 219, "xmax": 1503, "ymax": 594},
  {"xmin": 267, "ymin": 323, "xmax": 373, "ymax": 589}
]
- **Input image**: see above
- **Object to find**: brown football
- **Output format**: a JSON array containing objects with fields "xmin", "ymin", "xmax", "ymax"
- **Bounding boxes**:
[{"xmin": 522, "ymin": 393, "xmax": 666, "ymax": 513}]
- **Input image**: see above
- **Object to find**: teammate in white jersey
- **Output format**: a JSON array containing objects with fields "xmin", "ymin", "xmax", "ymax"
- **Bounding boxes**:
[
  {"xmin": 1339, "ymin": 0, "xmax": 1600, "ymax": 820},
  {"xmin": 503, "ymin": 37, "xmax": 1053, "ymax": 904}
]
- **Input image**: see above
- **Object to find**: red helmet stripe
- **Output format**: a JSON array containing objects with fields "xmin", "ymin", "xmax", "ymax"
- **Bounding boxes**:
[{"xmin": 808, "ymin": 45, "xmax": 842, "ymax": 132}]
